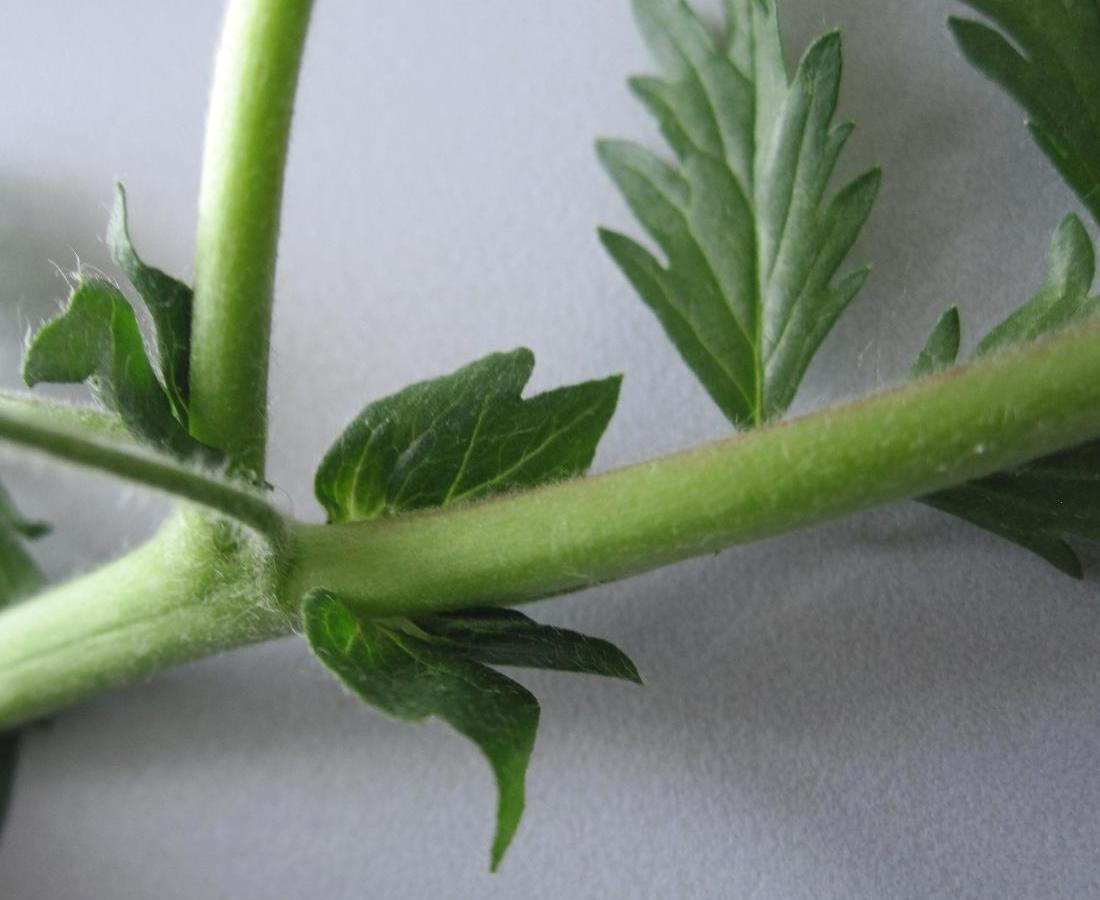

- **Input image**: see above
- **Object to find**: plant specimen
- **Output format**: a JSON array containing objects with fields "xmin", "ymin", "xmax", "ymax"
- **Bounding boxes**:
[{"xmin": 0, "ymin": 0, "xmax": 1098, "ymax": 872}]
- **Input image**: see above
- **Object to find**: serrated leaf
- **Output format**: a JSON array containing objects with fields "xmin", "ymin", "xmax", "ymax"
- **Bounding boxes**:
[
  {"xmin": 315, "ymin": 349, "xmax": 621, "ymax": 523},
  {"xmin": 950, "ymin": 1, "xmax": 1100, "ymax": 228},
  {"xmin": 304, "ymin": 592, "xmax": 539, "ymax": 870},
  {"xmin": 0, "ymin": 486, "xmax": 45, "ymax": 840},
  {"xmin": 911, "ymin": 307, "xmax": 961, "ymax": 378},
  {"xmin": 416, "ymin": 607, "xmax": 642, "ymax": 683},
  {"xmin": 917, "ymin": 217, "xmax": 1100, "ymax": 575},
  {"xmin": 23, "ymin": 277, "xmax": 215, "ymax": 462},
  {"xmin": 599, "ymin": 0, "xmax": 879, "ymax": 429},
  {"xmin": 108, "ymin": 184, "xmax": 193, "ymax": 422}
]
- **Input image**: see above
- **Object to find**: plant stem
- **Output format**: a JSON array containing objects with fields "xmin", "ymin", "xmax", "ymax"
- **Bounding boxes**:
[
  {"xmin": 5, "ymin": 318, "xmax": 1100, "ymax": 727},
  {"xmin": 190, "ymin": 0, "xmax": 314, "ymax": 477},
  {"xmin": 0, "ymin": 511, "xmax": 289, "ymax": 728},
  {"xmin": 287, "ymin": 318, "xmax": 1100, "ymax": 613},
  {"xmin": 0, "ymin": 401, "xmax": 287, "ymax": 544}
]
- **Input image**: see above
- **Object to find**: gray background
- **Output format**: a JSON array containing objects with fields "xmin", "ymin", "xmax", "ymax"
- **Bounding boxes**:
[{"xmin": 1, "ymin": 1, "xmax": 1098, "ymax": 897}]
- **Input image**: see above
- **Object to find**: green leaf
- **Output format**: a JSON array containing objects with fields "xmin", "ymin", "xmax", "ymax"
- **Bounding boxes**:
[
  {"xmin": 416, "ymin": 607, "xmax": 642, "ymax": 683},
  {"xmin": 911, "ymin": 307, "xmax": 961, "ymax": 378},
  {"xmin": 304, "ymin": 592, "xmax": 540, "ymax": 871},
  {"xmin": 22, "ymin": 277, "xmax": 215, "ymax": 462},
  {"xmin": 107, "ymin": 184, "xmax": 194, "ymax": 422},
  {"xmin": 315, "ymin": 349, "xmax": 621, "ymax": 523},
  {"xmin": 949, "ymin": 1, "xmax": 1100, "ymax": 228},
  {"xmin": 975, "ymin": 215, "xmax": 1099, "ymax": 357},
  {"xmin": 0, "ymin": 486, "xmax": 45, "ymax": 840},
  {"xmin": 599, "ymin": 0, "xmax": 879, "ymax": 428},
  {"xmin": 917, "ymin": 217, "xmax": 1100, "ymax": 575}
]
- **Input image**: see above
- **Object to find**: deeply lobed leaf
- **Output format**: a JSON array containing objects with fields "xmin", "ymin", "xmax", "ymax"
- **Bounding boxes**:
[
  {"xmin": 950, "ymin": 0, "xmax": 1100, "ymax": 229},
  {"xmin": 916, "ymin": 215, "xmax": 1100, "ymax": 576},
  {"xmin": 599, "ymin": 0, "xmax": 879, "ymax": 428}
]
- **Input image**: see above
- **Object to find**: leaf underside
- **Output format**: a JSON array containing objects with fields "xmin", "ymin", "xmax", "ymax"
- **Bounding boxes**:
[
  {"xmin": 309, "ymin": 349, "xmax": 636, "ymax": 867},
  {"xmin": 599, "ymin": 0, "xmax": 879, "ymax": 429},
  {"xmin": 916, "ymin": 215, "xmax": 1100, "ymax": 576},
  {"xmin": 950, "ymin": 0, "xmax": 1100, "ymax": 230}
]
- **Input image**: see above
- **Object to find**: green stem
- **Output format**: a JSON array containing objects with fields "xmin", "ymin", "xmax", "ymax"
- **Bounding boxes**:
[
  {"xmin": 0, "ymin": 511, "xmax": 289, "ymax": 727},
  {"xmin": 0, "ymin": 402, "xmax": 287, "ymax": 543},
  {"xmin": 5, "ymin": 318, "xmax": 1100, "ymax": 727},
  {"xmin": 285, "ymin": 319, "xmax": 1100, "ymax": 614},
  {"xmin": 190, "ymin": 0, "xmax": 314, "ymax": 477}
]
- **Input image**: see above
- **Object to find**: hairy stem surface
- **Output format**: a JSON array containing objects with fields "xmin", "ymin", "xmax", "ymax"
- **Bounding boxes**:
[{"xmin": 190, "ymin": 0, "xmax": 314, "ymax": 476}]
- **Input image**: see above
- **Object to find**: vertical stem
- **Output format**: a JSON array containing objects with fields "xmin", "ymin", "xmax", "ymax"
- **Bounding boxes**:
[{"xmin": 190, "ymin": 0, "xmax": 315, "ymax": 477}]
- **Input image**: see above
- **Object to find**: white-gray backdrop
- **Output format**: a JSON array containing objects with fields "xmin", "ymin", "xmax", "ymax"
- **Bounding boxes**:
[{"xmin": 1, "ymin": 1, "xmax": 1097, "ymax": 897}]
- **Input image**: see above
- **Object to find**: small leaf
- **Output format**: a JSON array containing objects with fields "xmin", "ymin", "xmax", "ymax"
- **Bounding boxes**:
[
  {"xmin": 976, "ymin": 215, "xmax": 1098, "ymax": 357},
  {"xmin": 917, "ymin": 218, "xmax": 1100, "ymax": 575},
  {"xmin": 315, "ymin": 349, "xmax": 621, "ymax": 523},
  {"xmin": 304, "ymin": 592, "xmax": 540, "ymax": 870},
  {"xmin": 108, "ymin": 184, "xmax": 194, "ymax": 422},
  {"xmin": 950, "ymin": 2, "xmax": 1100, "ymax": 228},
  {"xmin": 417, "ymin": 607, "xmax": 642, "ymax": 684},
  {"xmin": 911, "ymin": 307, "xmax": 961, "ymax": 378},
  {"xmin": 23, "ymin": 277, "xmax": 215, "ymax": 462},
  {"xmin": 600, "ymin": 0, "xmax": 879, "ymax": 429}
]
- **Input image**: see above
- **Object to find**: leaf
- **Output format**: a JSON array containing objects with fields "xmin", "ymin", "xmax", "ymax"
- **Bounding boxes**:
[
  {"xmin": 0, "ymin": 486, "xmax": 45, "ymax": 840},
  {"xmin": 911, "ymin": 307, "xmax": 961, "ymax": 378},
  {"xmin": 416, "ymin": 607, "xmax": 643, "ymax": 683},
  {"xmin": 599, "ymin": 0, "xmax": 880, "ymax": 428},
  {"xmin": 949, "ymin": 1, "xmax": 1100, "ymax": 228},
  {"xmin": 107, "ymin": 184, "xmax": 194, "ymax": 422},
  {"xmin": 917, "ymin": 216, "xmax": 1100, "ymax": 575},
  {"xmin": 315, "ymin": 349, "xmax": 621, "ymax": 523},
  {"xmin": 304, "ymin": 592, "xmax": 539, "ymax": 871},
  {"xmin": 23, "ymin": 277, "xmax": 215, "ymax": 462}
]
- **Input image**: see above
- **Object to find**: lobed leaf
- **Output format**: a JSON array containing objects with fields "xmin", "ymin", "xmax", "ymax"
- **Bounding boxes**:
[
  {"xmin": 22, "ymin": 277, "xmax": 214, "ymax": 462},
  {"xmin": 916, "ymin": 216, "xmax": 1100, "ymax": 576},
  {"xmin": 950, "ymin": 1, "xmax": 1100, "ymax": 228},
  {"xmin": 107, "ymin": 184, "xmax": 194, "ymax": 422},
  {"xmin": 304, "ymin": 592, "xmax": 539, "ymax": 871},
  {"xmin": 599, "ymin": 0, "xmax": 879, "ymax": 428},
  {"xmin": 310, "ymin": 350, "xmax": 637, "ymax": 867},
  {"xmin": 315, "ymin": 349, "xmax": 621, "ymax": 523}
]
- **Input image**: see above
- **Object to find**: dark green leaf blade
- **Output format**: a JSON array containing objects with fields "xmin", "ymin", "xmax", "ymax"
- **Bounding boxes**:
[
  {"xmin": 107, "ymin": 184, "xmax": 194, "ymax": 422},
  {"xmin": 417, "ymin": 607, "xmax": 642, "ymax": 683},
  {"xmin": 22, "ymin": 277, "xmax": 214, "ymax": 462},
  {"xmin": 916, "ymin": 219, "xmax": 1100, "ymax": 575},
  {"xmin": 600, "ymin": 0, "xmax": 879, "ymax": 429},
  {"xmin": 315, "ymin": 349, "xmax": 621, "ymax": 522},
  {"xmin": 950, "ymin": 3, "xmax": 1100, "ymax": 228},
  {"xmin": 911, "ymin": 307, "xmax": 961, "ymax": 378},
  {"xmin": 303, "ymin": 592, "xmax": 539, "ymax": 870}
]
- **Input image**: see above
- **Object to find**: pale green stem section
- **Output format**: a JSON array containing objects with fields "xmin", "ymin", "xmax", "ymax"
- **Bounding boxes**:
[
  {"xmin": 0, "ymin": 391, "xmax": 128, "ymax": 440},
  {"xmin": 0, "ymin": 511, "xmax": 289, "ymax": 727},
  {"xmin": 5, "ymin": 320, "xmax": 1100, "ymax": 727},
  {"xmin": 0, "ymin": 401, "xmax": 287, "ymax": 542},
  {"xmin": 190, "ymin": 0, "xmax": 314, "ymax": 476},
  {"xmin": 286, "ymin": 320, "xmax": 1100, "ymax": 614}
]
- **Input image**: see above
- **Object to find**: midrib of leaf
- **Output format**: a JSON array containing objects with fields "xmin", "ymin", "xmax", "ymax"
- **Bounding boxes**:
[{"xmin": 442, "ymin": 398, "xmax": 492, "ymax": 505}]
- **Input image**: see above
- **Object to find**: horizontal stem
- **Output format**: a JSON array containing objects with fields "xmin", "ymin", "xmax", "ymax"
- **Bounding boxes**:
[
  {"xmin": 0, "ymin": 401, "xmax": 287, "ymax": 543},
  {"xmin": 286, "ymin": 319, "xmax": 1100, "ymax": 615}
]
